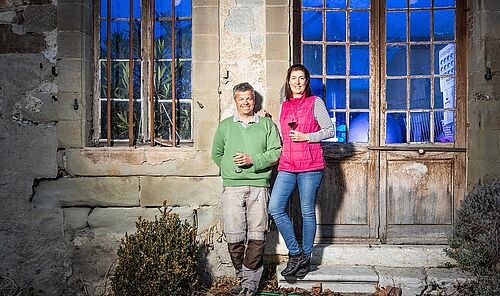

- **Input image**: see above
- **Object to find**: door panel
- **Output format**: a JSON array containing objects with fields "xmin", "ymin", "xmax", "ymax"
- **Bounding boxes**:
[
  {"xmin": 380, "ymin": 150, "xmax": 463, "ymax": 244},
  {"xmin": 318, "ymin": 158, "xmax": 369, "ymax": 225},
  {"xmin": 291, "ymin": 147, "xmax": 378, "ymax": 243},
  {"xmin": 387, "ymin": 159, "xmax": 452, "ymax": 225}
]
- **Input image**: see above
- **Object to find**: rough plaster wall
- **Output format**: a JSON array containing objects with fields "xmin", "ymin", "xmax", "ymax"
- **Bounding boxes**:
[
  {"xmin": 0, "ymin": 0, "xmax": 73, "ymax": 294},
  {"xmin": 219, "ymin": 0, "xmax": 267, "ymax": 119},
  {"xmin": 466, "ymin": 0, "xmax": 500, "ymax": 190}
]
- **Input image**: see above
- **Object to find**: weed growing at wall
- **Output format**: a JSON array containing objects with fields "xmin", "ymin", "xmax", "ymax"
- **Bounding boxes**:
[
  {"xmin": 111, "ymin": 207, "xmax": 199, "ymax": 296},
  {"xmin": 446, "ymin": 180, "xmax": 500, "ymax": 295}
]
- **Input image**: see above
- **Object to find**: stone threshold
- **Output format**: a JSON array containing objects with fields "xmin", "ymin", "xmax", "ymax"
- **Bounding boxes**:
[{"xmin": 277, "ymin": 264, "xmax": 470, "ymax": 296}]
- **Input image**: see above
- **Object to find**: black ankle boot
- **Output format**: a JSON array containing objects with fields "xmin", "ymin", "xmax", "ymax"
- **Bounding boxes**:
[
  {"xmin": 281, "ymin": 253, "xmax": 309, "ymax": 276},
  {"xmin": 294, "ymin": 257, "xmax": 311, "ymax": 278}
]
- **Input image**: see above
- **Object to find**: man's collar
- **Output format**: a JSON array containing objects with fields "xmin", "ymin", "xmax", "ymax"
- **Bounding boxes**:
[{"xmin": 233, "ymin": 113, "xmax": 260, "ymax": 124}]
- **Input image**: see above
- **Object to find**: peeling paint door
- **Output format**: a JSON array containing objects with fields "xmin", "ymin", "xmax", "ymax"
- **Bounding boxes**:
[{"xmin": 292, "ymin": 0, "xmax": 466, "ymax": 244}]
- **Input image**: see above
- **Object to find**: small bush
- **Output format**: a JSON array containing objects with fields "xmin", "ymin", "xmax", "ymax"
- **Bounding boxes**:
[
  {"xmin": 446, "ymin": 180, "xmax": 500, "ymax": 276},
  {"xmin": 111, "ymin": 208, "xmax": 199, "ymax": 296},
  {"xmin": 446, "ymin": 180, "xmax": 500, "ymax": 296},
  {"xmin": 456, "ymin": 275, "xmax": 500, "ymax": 296}
]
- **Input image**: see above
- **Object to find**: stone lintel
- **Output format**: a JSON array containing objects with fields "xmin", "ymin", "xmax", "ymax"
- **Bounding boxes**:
[{"xmin": 65, "ymin": 147, "xmax": 219, "ymax": 176}]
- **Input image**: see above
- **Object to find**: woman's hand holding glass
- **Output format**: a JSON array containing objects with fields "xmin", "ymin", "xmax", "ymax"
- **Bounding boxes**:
[{"xmin": 289, "ymin": 130, "xmax": 309, "ymax": 142}]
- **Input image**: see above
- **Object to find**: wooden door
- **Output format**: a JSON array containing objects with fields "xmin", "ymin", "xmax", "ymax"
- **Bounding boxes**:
[{"xmin": 292, "ymin": 0, "xmax": 466, "ymax": 244}]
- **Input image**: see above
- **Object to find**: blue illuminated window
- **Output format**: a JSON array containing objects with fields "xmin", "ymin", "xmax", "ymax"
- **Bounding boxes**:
[
  {"xmin": 298, "ymin": 0, "xmax": 458, "ymax": 145},
  {"xmin": 98, "ymin": 0, "xmax": 192, "ymax": 144},
  {"xmin": 384, "ymin": 1, "xmax": 456, "ymax": 144},
  {"xmin": 301, "ymin": 0, "xmax": 370, "ymax": 143}
]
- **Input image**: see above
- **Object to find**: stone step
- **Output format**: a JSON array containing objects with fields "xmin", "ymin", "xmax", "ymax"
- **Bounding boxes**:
[
  {"xmin": 289, "ymin": 244, "xmax": 454, "ymax": 268},
  {"xmin": 276, "ymin": 263, "xmax": 470, "ymax": 296},
  {"xmin": 278, "ymin": 265, "xmax": 378, "ymax": 294}
]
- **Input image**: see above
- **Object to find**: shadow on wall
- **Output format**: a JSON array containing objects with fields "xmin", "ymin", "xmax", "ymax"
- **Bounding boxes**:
[
  {"xmin": 254, "ymin": 91, "xmax": 264, "ymax": 113},
  {"xmin": 290, "ymin": 143, "xmax": 355, "ymax": 266}
]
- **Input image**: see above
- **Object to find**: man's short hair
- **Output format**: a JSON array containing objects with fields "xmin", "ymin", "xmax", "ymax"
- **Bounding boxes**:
[{"xmin": 233, "ymin": 82, "xmax": 255, "ymax": 100}]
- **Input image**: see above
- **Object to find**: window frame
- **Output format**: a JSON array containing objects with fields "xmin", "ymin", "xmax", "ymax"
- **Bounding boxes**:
[
  {"xmin": 292, "ymin": 0, "xmax": 466, "ymax": 148},
  {"xmin": 93, "ymin": 0, "xmax": 193, "ymax": 147}
]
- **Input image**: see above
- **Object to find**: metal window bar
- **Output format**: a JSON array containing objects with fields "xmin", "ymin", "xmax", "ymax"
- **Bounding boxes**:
[
  {"xmin": 150, "ymin": 1, "xmax": 177, "ymax": 147},
  {"xmin": 170, "ymin": 0, "xmax": 177, "ymax": 147},
  {"xmin": 149, "ymin": 0, "xmax": 155, "ymax": 146},
  {"xmin": 106, "ymin": 0, "xmax": 111, "ymax": 146},
  {"xmin": 128, "ymin": 0, "xmax": 134, "ymax": 146}
]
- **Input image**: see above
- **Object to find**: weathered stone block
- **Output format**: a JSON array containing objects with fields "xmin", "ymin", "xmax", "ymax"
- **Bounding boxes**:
[
  {"xmin": 58, "ymin": 58, "xmax": 82, "ymax": 93},
  {"xmin": 58, "ymin": 3, "xmax": 83, "ymax": 32},
  {"xmin": 193, "ymin": 34, "xmax": 219, "ymax": 61},
  {"xmin": 0, "ymin": 209, "xmax": 69, "ymax": 295},
  {"xmin": 17, "ymin": 92, "xmax": 57, "ymax": 123},
  {"xmin": 318, "ymin": 245, "xmax": 453, "ymax": 267},
  {"xmin": 0, "ymin": 10, "xmax": 16, "ymax": 23},
  {"xmin": 266, "ymin": 33, "xmax": 288, "ymax": 60},
  {"xmin": 23, "ymin": 4, "xmax": 57, "ymax": 33},
  {"xmin": 56, "ymin": 92, "xmax": 83, "ymax": 121},
  {"xmin": 266, "ymin": 0, "xmax": 287, "ymax": 5},
  {"xmin": 193, "ymin": 118, "xmax": 218, "ymax": 150},
  {"xmin": 64, "ymin": 207, "xmax": 91, "ymax": 230},
  {"xmin": 236, "ymin": 0, "xmax": 264, "ymax": 6},
  {"xmin": 468, "ymin": 129, "xmax": 500, "ymax": 160},
  {"xmin": 225, "ymin": 6, "xmax": 255, "ymax": 33},
  {"xmin": 58, "ymin": 31, "xmax": 82, "ymax": 58},
  {"xmin": 193, "ymin": 0, "xmax": 218, "ymax": 6},
  {"xmin": 264, "ymin": 87, "xmax": 284, "ymax": 118},
  {"xmin": 483, "ymin": 11, "xmax": 500, "ymax": 40},
  {"xmin": 376, "ymin": 267, "xmax": 426, "ymax": 296},
  {"xmin": 33, "ymin": 177, "xmax": 140, "ymax": 208},
  {"xmin": 266, "ymin": 6, "xmax": 288, "ymax": 33},
  {"xmin": 0, "ymin": 122, "xmax": 57, "ymax": 178},
  {"xmin": 195, "ymin": 206, "xmax": 222, "ymax": 234},
  {"xmin": 88, "ymin": 206, "xmax": 195, "ymax": 235},
  {"xmin": 65, "ymin": 148, "xmax": 219, "ymax": 176},
  {"xmin": 266, "ymin": 60, "xmax": 289, "ymax": 91},
  {"xmin": 0, "ymin": 24, "xmax": 45, "ymax": 54},
  {"xmin": 193, "ymin": 6, "xmax": 218, "ymax": 35},
  {"xmin": 57, "ymin": 120, "xmax": 83, "ymax": 148},
  {"xmin": 193, "ymin": 61, "xmax": 220, "ymax": 93},
  {"xmin": 466, "ymin": 159, "xmax": 500, "ymax": 188},
  {"xmin": 140, "ymin": 176, "xmax": 222, "ymax": 207},
  {"xmin": 482, "ymin": 0, "xmax": 500, "ymax": 11}
]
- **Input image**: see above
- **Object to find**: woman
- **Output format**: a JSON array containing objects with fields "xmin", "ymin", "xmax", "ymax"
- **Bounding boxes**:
[{"xmin": 269, "ymin": 64, "xmax": 335, "ymax": 278}]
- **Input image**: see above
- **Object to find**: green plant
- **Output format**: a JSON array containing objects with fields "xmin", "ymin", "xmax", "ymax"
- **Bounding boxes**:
[
  {"xmin": 446, "ymin": 180, "xmax": 500, "ymax": 296},
  {"xmin": 111, "ymin": 207, "xmax": 199, "ymax": 296}
]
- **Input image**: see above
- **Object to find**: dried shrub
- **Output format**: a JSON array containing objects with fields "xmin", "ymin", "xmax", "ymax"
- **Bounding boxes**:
[
  {"xmin": 111, "ymin": 208, "xmax": 199, "ymax": 296},
  {"xmin": 446, "ymin": 180, "xmax": 500, "ymax": 296}
]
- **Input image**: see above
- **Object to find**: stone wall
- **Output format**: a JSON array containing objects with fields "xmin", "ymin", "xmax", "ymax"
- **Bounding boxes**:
[
  {"xmin": 0, "ymin": 0, "xmax": 289, "ymax": 294},
  {"xmin": 0, "ymin": 0, "xmax": 68, "ymax": 294},
  {"xmin": 466, "ymin": 0, "xmax": 500, "ymax": 190}
]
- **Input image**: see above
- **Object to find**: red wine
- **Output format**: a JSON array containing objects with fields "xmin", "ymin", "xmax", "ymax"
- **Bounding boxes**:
[{"xmin": 288, "ymin": 121, "xmax": 297, "ymax": 129}]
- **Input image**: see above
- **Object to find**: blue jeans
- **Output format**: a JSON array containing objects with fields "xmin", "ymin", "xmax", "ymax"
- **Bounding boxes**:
[{"xmin": 268, "ymin": 170, "xmax": 324, "ymax": 257}]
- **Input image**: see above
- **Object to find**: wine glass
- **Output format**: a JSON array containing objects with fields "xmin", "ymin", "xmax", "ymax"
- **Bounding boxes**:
[
  {"xmin": 287, "ymin": 118, "xmax": 297, "ymax": 130},
  {"xmin": 234, "ymin": 151, "xmax": 243, "ymax": 173}
]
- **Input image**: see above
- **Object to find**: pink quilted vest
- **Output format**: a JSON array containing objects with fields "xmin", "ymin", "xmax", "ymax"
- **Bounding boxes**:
[{"xmin": 278, "ymin": 94, "xmax": 325, "ymax": 172}]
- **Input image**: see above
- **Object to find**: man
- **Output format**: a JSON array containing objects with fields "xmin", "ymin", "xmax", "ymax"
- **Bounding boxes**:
[{"xmin": 211, "ymin": 82, "xmax": 282, "ymax": 296}]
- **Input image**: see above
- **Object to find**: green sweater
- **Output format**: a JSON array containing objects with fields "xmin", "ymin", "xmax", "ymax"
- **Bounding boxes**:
[{"xmin": 211, "ymin": 116, "xmax": 282, "ymax": 187}]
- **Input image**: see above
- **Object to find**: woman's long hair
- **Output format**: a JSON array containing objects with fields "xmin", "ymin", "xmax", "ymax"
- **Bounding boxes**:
[{"xmin": 284, "ymin": 64, "xmax": 313, "ymax": 101}]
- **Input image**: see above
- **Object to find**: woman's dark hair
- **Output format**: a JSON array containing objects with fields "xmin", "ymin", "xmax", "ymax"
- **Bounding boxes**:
[{"xmin": 284, "ymin": 64, "xmax": 312, "ymax": 101}]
